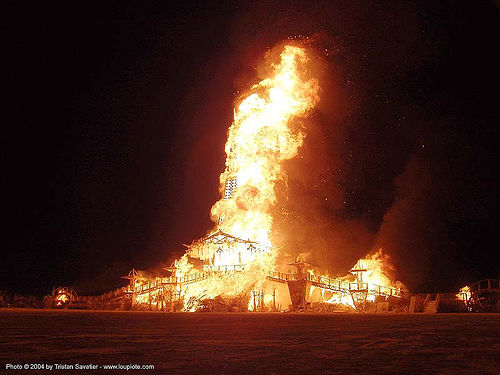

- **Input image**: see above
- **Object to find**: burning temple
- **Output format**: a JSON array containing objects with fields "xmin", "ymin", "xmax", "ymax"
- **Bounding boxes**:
[{"xmin": 45, "ymin": 45, "xmax": 499, "ymax": 314}]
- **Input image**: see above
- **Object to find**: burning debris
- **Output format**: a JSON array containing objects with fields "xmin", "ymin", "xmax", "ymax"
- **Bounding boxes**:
[{"xmin": 50, "ymin": 287, "xmax": 78, "ymax": 309}]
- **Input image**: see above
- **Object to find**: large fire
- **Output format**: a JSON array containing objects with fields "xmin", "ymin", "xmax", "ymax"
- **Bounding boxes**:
[{"xmin": 131, "ymin": 44, "xmax": 404, "ymax": 312}]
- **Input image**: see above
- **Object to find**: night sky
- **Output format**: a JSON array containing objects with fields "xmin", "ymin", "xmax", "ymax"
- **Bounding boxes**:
[{"xmin": 2, "ymin": 1, "xmax": 499, "ymax": 296}]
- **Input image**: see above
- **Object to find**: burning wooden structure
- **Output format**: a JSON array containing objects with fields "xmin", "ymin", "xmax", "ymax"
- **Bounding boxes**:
[
  {"xmin": 456, "ymin": 279, "xmax": 500, "ymax": 312},
  {"xmin": 49, "ymin": 44, "xmax": 411, "ymax": 313},
  {"xmin": 50, "ymin": 277, "xmax": 500, "ymax": 313},
  {"xmin": 50, "ymin": 235, "xmax": 406, "ymax": 313}
]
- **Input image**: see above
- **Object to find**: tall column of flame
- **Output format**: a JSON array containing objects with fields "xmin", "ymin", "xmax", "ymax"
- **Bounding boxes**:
[
  {"xmin": 171, "ymin": 45, "xmax": 320, "ymax": 310},
  {"xmin": 211, "ymin": 45, "xmax": 320, "ymax": 248}
]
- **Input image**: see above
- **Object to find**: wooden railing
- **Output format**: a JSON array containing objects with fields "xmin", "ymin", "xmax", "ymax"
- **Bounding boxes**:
[
  {"xmin": 84, "ymin": 267, "xmax": 404, "ymax": 302},
  {"xmin": 266, "ymin": 271, "xmax": 403, "ymax": 298},
  {"xmin": 469, "ymin": 279, "xmax": 500, "ymax": 294}
]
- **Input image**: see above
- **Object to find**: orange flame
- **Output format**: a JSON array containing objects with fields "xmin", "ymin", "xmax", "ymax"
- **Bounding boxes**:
[
  {"xmin": 130, "ymin": 44, "xmax": 404, "ymax": 312},
  {"xmin": 211, "ymin": 45, "xmax": 320, "ymax": 245},
  {"xmin": 456, "ymin": 285, "xmax": 471, "ymax": 302}
]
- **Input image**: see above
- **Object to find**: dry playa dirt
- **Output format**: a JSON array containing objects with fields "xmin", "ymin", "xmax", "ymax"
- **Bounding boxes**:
[{"xmin": 0, "ymin": 309, "xmax": 499, "ymax": 374}]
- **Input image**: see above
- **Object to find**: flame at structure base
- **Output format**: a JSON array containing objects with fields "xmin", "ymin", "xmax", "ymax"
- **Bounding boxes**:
[{"xmin": 64, "ymin": 44, "xmax": 408, "ymax": 312}]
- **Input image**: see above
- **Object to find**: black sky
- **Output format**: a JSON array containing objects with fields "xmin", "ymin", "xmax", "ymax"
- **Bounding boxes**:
[{"xmin": 2, "ymin": 1, "xmax": 499, "ymax": 295}]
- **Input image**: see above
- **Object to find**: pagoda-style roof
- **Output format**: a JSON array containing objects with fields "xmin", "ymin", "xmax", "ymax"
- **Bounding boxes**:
[
  {"xmin": 163, "ymin": 261, "xmax": 177, "ymax": 273},
  {"xmin": 121, "ymin": 268, "xmax": 139, "ymax": 280},
  {"xmin": 199, "ymin": 229, "xmax": 256, "ymax": 245}
]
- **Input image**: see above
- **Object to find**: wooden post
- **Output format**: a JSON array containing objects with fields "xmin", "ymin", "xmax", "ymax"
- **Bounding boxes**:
[{"xmin": 148, "ymin": 283, "xmax": 151, "ymax": 311}]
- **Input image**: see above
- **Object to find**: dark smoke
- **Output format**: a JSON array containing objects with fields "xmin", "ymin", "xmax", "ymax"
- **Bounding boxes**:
[{"xmin": 374, "ymin": 155, "xmax": 435, "ymax": 290}]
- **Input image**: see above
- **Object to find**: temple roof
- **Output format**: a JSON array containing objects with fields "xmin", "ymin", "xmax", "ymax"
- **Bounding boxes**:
[{"xmin": 202, "ymin": 229, "xmax": 255, "ymax": 245}]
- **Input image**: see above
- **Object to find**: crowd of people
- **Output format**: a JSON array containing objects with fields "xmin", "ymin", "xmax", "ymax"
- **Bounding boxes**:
[{"xmin": 0, "ymin": 290, "xmax": 44, "ymax": 308}]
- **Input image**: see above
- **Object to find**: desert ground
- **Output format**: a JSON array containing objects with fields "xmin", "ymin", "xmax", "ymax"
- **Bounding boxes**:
[{"xmin": 0, "ymin": 309, "xmax": 499, "ymax": 374}]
